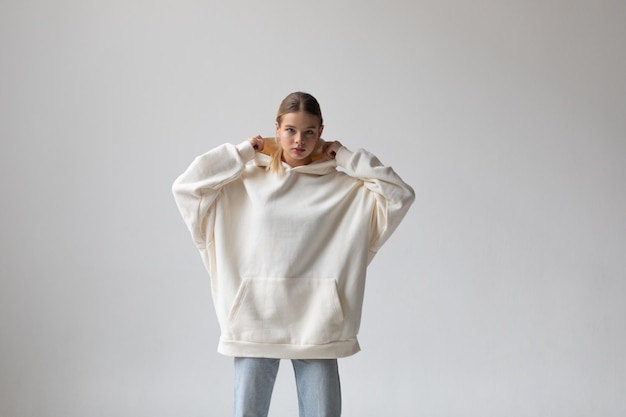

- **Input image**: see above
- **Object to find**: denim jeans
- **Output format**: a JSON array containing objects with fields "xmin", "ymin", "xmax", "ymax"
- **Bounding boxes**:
[{"xmin": 233, "ymin": 357, "xmax": 342, "ymax": 417}]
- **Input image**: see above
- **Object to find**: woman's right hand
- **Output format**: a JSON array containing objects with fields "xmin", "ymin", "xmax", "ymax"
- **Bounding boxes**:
[{"xmin": 248, "ymin": 135, "xmax": 264, "ymax": 151}]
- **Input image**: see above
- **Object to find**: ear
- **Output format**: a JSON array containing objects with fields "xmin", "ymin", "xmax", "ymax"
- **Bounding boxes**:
[
  {"xmin": 318, "ymin": 124, "xmax": 324, "ymax": 138},
  {"xmin": 275, "ymin": 121, "xmax": 280, "ymax": 131}
]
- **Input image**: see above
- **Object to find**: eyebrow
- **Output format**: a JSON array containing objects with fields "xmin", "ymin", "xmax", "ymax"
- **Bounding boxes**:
[{"xmin": 284, "ymin": 124, "xmax": 317, "ymax": 129}]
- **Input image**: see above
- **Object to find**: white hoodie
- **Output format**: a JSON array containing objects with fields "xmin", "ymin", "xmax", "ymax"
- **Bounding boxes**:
[{"xmin": 172, "ymin": 141, "xmax": 414, "ymax": 359}]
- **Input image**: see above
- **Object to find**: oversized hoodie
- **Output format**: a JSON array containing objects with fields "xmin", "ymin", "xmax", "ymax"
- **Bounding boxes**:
[{"xmin": 172, "ymin": 140, "xmax": 414, "ymax": 359}]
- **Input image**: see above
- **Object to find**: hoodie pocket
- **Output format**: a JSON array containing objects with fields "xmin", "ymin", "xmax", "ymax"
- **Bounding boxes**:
[{"xmin": 227, "ymin": 278, "xmax": 344, "ymax": 345}]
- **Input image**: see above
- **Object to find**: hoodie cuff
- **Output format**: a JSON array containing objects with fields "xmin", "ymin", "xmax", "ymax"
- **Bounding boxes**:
[
  {"xmin": 334, "ymin": 146, "xmax": 352, "ymax": 167},
  {"xmin": 236, "ymin": 141, "xmax": 256, "ymax": 162}
]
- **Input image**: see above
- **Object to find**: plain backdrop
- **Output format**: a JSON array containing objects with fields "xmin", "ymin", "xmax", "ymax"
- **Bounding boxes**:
[{"xmin": 1, "ymin": 1, "xmax": 625, "ymax": 416}]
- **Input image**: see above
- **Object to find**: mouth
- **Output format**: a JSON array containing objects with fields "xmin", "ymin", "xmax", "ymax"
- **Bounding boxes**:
[{"xmin": 292, "ymin": 147, "xmax": 306, "ymax": 154}]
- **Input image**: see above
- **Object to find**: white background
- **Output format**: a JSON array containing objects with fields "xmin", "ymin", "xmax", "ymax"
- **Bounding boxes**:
[{"xmin": 1, "ymin": 1, "xmax": 625, "ymax": 416}]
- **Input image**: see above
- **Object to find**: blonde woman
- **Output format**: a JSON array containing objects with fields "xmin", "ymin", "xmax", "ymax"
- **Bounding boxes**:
[{"xmin": 173, "ymin": 92, "xmax": 414, "ymax": 417}]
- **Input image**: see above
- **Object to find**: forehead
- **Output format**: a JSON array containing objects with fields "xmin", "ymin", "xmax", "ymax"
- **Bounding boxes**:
[{"xmin": 280, "ymin": 111, "xmax": 321, "ymax": 128}]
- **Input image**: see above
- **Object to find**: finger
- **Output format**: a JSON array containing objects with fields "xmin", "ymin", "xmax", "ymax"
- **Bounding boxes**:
[{"xmin": 251, "ymin": 135, "xmax": 263, "ymax": 150}]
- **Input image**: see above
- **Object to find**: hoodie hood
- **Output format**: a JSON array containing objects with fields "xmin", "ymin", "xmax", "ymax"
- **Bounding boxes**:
[{"xmin": 253, "ymin": 151, "xmax": 339, "ymax": 176}]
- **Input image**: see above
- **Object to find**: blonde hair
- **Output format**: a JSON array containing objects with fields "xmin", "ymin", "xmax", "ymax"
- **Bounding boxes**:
[{"xmin": 268, "ymin": 92, "xmax": 323, "ymax": 174}]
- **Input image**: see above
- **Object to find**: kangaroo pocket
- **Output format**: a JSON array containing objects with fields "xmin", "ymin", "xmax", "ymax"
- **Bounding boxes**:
[{"xmin": 227, "ymin": 278, "xmax": 344, "ymax": 345}]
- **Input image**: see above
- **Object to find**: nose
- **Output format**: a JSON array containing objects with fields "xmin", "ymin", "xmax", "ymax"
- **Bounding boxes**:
[{"xmin": 295, "ymin": 133, "xmax": 304, "ymax": 144}]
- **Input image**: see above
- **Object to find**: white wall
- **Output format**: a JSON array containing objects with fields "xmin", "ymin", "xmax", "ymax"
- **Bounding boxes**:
[{"xmin": 1, "ymin": 1, "xmax": 625, "ymax": 416}]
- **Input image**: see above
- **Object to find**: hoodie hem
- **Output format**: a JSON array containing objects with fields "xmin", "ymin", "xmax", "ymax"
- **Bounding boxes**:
[{"xmin": 217, "ymin": 338, "xmax": 361, "ymax": 359}]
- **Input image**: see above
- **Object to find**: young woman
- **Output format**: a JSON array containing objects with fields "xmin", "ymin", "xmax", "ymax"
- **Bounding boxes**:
[{"xmin": 172, "ymin": 92, "xmax": 414, "ymax": 417}]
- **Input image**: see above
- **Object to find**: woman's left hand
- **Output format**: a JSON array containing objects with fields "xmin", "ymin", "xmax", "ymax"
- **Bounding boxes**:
[{"xmin": 322, "ymin": 140, "xmax": 343, "ymax": 159}]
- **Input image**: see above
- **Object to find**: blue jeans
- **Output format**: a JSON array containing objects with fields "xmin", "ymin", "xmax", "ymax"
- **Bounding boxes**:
[{"xmin": 233, "ymin": 357, "xmax": 342, "ymax": 417}]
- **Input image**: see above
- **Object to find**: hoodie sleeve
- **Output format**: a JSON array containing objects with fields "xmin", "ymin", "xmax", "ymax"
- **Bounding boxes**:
[
  {"xmin": 335, "ymin": 146, "xmax": 415, "ymax": 259},
  {"xmin": 172, "ymin": 141, "xmax": 256, "ymax": 248}
]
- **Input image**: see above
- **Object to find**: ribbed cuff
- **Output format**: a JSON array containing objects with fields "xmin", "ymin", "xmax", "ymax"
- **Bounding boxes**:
[
  {"xmin": 334, "ymin": 146, "xmax": 352, "ymax": 167},
  {"xmin": 236, "ymin": 141, "xmax": 256, "ymax": 162}
]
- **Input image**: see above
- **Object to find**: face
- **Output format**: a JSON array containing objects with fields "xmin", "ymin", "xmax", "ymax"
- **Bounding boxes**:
[{"xmin": 275, "ymin": 111, "xmax": 323, "ymax": 167}]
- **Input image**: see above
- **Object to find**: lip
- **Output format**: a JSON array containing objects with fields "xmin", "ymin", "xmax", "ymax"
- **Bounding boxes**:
[{"xmin": 292, "ymin": 147, "xmax": 306, "ymax": 154}]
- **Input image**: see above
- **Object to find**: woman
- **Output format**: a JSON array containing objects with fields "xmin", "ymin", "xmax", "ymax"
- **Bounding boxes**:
[{"xmin": 172, "ymin": 92, "xmax": 414, "ymax": 417}]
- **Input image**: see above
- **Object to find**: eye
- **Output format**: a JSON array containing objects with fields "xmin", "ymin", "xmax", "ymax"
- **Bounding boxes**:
[
  {"xmin": 286, "ymin": 127, "xmax": 295, "ymax": 133},
  {"xmin": 305, "ymin": 130, "xmax": 315, "ymax": 135}
]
